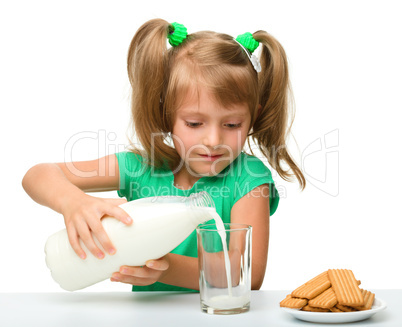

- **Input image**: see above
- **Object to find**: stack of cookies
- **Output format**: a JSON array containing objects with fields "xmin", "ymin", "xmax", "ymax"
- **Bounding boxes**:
[{"xmin": 280, "ymin": 269, "xmax": 375, "ymax": 312}]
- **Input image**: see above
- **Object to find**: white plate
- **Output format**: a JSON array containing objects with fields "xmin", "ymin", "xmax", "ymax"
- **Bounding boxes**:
[{"xmin": 281, "ymin": 297, "xmax": 387, "ymax": 324}]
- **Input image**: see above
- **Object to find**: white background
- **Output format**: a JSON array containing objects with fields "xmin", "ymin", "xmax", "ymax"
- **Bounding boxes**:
[{"xmin": 1, "ymin": 0, "xmax": 401, "ymax": 293}]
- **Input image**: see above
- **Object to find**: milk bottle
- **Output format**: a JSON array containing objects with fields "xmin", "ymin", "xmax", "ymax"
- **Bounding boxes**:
[{"xmin": 45, "ymin": 191, "xmax": 216, "ymax": 291}]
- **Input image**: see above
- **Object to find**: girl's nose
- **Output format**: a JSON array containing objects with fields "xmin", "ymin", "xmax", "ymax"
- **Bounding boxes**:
[{"xmin": 202, "ymin": 125, "xmax": 222, "ymax": 148}]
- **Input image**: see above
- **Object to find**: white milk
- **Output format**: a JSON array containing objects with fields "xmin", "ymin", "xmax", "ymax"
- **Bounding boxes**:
[
  {"xmin": 204, "ymin": 294, "xmax": 250, "ymax": 310},
  {"xmin": 202, "ymin": 213, "xmax": 253, "ymax": 310},
  {"xmin": 210, "ymin": 212, "xmax": 233, "ymax": 296},
  {"xmin": 45, "ymin": 193, "xmax": 216, "ymax": 291}
]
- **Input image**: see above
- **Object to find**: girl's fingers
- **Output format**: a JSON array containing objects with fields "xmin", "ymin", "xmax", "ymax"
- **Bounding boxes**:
[
  {"xmin": 119, "ymin": 266, "xmax": 147, "ymax": 277},
  {"xmin": 110, "ymin": 273, "xmax": 155, "ymax": 286},
  {"xmin": 111, "ymin": 265, "xmax": 165, "ymax": 285},
  {"xmin": 66, "ymin": 226, "xmax": 86, "ymax": 259},
  {"xmin": 90, "ymin": 222, "xmax": 116, "ymax": 256},
  {"xmin": 76, "ymin": 222, "xmax": 105, "ymax": 259},
  {"xmin": 64, "ymin": 198, "xmax": 132, "ymax": 260},
  {"xmin": 145, "ymin": 258, "xmax": 169, "ymax": 271},
  {"xmin": 104, "ymin": 204, "xmax": 133, "ymax": 225}
]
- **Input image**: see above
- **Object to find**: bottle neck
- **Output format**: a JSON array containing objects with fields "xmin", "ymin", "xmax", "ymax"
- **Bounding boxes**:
[
  {"xmin": 188, "ymin": 191, "xmax": 215, "ymax": 210},
  {"xmin": 184, "ymin": 191, "xmax": 217, "ymax": 225}
]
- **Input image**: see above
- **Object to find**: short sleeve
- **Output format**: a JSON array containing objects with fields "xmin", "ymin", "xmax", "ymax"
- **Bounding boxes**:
[
  {"xmin": 233, "ymin": 153, "xmax": 280, "ymax": 216},
  {"xmin": 115, "ymin": 152, "xmax": 146, "ymax": 199}
]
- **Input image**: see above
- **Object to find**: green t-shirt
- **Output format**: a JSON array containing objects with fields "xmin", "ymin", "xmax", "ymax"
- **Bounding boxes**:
[{"xmin": 115, "ymin": 151, "xmax": 279, "ymax": 292}]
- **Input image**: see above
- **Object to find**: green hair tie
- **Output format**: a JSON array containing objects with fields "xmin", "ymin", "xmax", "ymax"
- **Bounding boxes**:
[
  {"xmin": 234, "ymin": 32, "xmax": 261, "ymax": 72},
  {"xmin": 235, "ymin": 32, "xmax": 259, "ymax": 53},
  {"xmin": 168, "ymin": 22, "xmax": 188, "ymax": 47}
]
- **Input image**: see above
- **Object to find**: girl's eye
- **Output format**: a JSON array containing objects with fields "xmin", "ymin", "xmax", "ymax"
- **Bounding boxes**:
[
  {"xmin": 225, "ymin": 123, "xmax": 242, "ymax": 129},
  {"xmin": 184, "ymin": 122, "xmax": 242, "ymax": 128},
  {"xmin": 185, "ymin": 121, "xmax": 202, "ymax": 128}
]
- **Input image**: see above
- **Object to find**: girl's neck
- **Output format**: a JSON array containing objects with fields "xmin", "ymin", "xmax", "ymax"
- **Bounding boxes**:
[{"xmin": 173, "ymin": 168, "xmax": 202, "ymax": 190}]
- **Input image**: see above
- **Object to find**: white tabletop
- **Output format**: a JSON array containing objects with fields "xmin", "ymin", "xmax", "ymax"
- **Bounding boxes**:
[{"xmin": 0, "ymin": 290, "xmax": 396, "ymax": 326}]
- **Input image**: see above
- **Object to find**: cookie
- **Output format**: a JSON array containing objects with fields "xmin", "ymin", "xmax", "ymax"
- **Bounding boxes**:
[
  {"xmin": 336, "ymin": 304, "xmax": 358, "ymax": 312},
  {"xmin": 328, "ymin": 269, "xmax": 364, "ymax": 306},
  {"xmin": 280, "ymin": 294, "xmax": 308, "ymax": 309},
  {"xmin": 291, "ymin": 271, "xmax": 331, "ymax": 299},
  {"xmin": 352, "ymin": 289, "xmax": 375, "ymax": 311},
  {"xmin": 308, "ymin": 287, "xmax": 337, "ymax": 309},
  {"xmin": 302, "ymin": 304, "xmax": 330, "ymax": 312}
]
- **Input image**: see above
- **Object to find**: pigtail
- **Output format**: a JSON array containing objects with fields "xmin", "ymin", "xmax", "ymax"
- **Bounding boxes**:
[
  {"xmin": 251, "ymin": 31, "xmax": 306, "ymax": 190},
  {"xmin": 127, "ymin": 19, "xmax": 179, "ymax": 168}
]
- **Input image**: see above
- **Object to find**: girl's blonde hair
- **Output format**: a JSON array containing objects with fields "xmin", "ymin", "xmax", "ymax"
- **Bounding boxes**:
[{"xmin": 127, "ymin": 18, "xmax": 306, "ymax": 189}]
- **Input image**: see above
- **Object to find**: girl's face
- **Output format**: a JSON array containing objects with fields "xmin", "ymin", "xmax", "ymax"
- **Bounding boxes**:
[{"xmin": 171, "ymin": 86, "xmax": 251, "ymax": 183}]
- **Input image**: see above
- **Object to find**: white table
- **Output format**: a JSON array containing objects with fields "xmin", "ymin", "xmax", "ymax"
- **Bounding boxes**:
[{"xmin": 0, "ymin": 290, "xmax": 397, "ymax": 326}]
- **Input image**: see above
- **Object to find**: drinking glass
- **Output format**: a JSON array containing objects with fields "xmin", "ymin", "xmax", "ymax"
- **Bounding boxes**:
[{"xmin": 196, "ymin": 223, "xmax": 252, "ymax": 314}]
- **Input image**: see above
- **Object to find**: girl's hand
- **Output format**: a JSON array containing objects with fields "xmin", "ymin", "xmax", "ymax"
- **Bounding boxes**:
[
  {"xmin": 61, "ymin": 194, "xmax": 132, "ymax": 259},
  {"xmin": 110, "ymin": 257, "xmax": 169, "ymax": 286}
]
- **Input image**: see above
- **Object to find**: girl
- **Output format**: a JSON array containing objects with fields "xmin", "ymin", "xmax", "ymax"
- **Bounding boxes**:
[{"xmin": 22, "ymin": 18, "xmax": 305, "ymax": 292}]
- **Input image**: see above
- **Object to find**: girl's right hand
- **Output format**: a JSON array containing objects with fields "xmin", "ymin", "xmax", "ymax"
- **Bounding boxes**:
[{"xmin": 61, "ymin": 194, "xmax": 132, "ymax": 260}]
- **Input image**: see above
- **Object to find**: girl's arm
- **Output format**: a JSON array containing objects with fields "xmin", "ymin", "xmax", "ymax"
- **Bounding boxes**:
[
  {"xmin": 112, "ymin": 254, "xmax": 199, "ymax": 290},
  {"xmin": 230, "ymin": 184, "xmax": 270, "ymax": 290},
  {"xmin": 22, "ymin": 155, "xmax": 132, "ymax": 259},
  {"xmin": 112, "ymin": 184, "xmax": 270, "ymax": 290}
]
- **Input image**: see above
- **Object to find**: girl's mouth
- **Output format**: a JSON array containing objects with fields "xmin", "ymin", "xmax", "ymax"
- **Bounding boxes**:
[{"xmin": 199, "ymin": 154, "xmax": 223, "ymax": 162}]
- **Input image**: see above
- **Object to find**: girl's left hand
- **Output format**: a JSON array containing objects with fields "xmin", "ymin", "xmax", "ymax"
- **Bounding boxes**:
[{"xmin": 110, "ymin": 257, "xmax": 169, "ymax": 286}]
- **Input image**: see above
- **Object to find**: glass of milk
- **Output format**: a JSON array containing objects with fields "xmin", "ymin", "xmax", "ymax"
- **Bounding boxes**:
[{"xmin": 196, "ymin": 223, "xmax": 252, "ymax": 314}]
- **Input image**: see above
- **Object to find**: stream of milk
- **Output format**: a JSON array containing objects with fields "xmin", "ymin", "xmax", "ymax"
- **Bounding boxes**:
[
  {"xmin": 210, "ymin": 211, "xmax": 233, "ymax": 297},
  {"xmin": 203, "ymin": 212, "xmax": 251, "ymax": 310}
]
